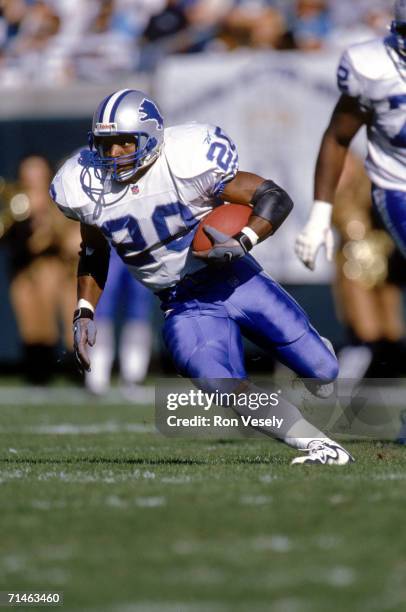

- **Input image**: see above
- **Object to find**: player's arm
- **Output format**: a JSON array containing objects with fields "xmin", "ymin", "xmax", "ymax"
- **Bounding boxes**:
[
  {"xmin": 222, "ymin": 170, "xmax": 294, "ymax": 240},
  {"xmin": 77, "ymin": 223, "xmax": 110, "ymax": 307},
  {"xmin": 314, "ymin": 94, "xmax": 367, "ymax": 203},
  {"xmin": 73, "ymin": 223, "xmax": 110, "ymax": 373},
  {"xmin": 195, "ymin": 171, "xmax": 294, "ymax": 262},
  {"xmin": 295, "ymin": 94, "xmax": 369, "ymax": 270}
]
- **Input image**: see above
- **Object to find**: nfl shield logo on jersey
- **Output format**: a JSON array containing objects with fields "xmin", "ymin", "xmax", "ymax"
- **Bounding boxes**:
[{"xmin": 131, "ymin": 185, "xmax": 139, "ymax": 195}]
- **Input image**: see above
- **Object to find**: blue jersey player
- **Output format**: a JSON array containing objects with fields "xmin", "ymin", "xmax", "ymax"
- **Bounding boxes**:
[{"xmin": 51, "ymin": 88, "xmax": 354, "ymax": 465}]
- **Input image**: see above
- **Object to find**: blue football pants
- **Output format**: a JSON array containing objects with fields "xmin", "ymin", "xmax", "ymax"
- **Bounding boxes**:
[
  {"xmin": 96, "ymin": 249, "xmax": 152, "ymax": 321},
  {"xmin": 161, "ymin": 256, "xmax": 338, "ymax": 381},
  {"xmin": 372, "ymin": 185, "xmax": 406, "ymax": 258}
]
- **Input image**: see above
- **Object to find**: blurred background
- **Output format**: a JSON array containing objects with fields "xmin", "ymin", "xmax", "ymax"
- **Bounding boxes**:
[{"xmin": 1, "ymin": 0, "xmax": 406, "ymax": 389}]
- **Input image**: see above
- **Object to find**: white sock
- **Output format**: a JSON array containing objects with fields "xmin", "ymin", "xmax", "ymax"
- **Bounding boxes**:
[
  {"xmin": 284, "ymin": 424, "xmax": 336, "ymax": 451},
  {"xmin": 85, "ymin": 321, "xmax": 115, "ymax": 395},
  {"xmin": 228, "ymin": 382, "xmax": 333, "ymax": 451},
  {"xmin": 119, "ymin": 321, "xmax": 152, "ymax": 384}
]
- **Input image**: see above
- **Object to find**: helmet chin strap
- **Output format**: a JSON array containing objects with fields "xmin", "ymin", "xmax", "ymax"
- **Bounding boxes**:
[
  {"xmin": 392, "ymin": 39, "xmax": 406, "ymax": 62},
  {"xmin": 103, "ymin": 169, "xmax": 113, "ymax": 194},
  {"xmin": 114, "ymin": 165, "xmax": 139, "ymax": 183},
  {"xmin": 397, "ymin": 42, "xmax": 406, "ymax": 57},
  {"xmin": 114, "ymin": 150, "xmax": 161, "ymax": 184},
  {"xmin": 386, "ymin": 33, "xmax": 406, "ymax": 64}
]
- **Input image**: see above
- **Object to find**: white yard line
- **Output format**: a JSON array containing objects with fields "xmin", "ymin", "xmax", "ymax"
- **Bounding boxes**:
[
  {"xmin": 0, "ymin": 386, "xmax": 154, "ymax": 406},
  {"xmin": 0, "ymin": 421, "xmax": 155, "ymax": 435},
  {"xmin": 0, "ymin": 383, "xmax": 404, "ymax": 407}
]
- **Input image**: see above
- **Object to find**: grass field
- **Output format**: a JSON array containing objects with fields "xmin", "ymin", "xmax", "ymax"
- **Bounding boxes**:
[{"xmin": 1, "ymin": 385, "xmax": 406, "ymax": 612}]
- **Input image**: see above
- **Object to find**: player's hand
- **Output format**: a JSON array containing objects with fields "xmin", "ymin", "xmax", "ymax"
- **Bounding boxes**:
[
  {"xmin": 295, "ymin": 201, "xmax": 334, "ymax": 270},
  {"xmin": 193, "ymin": 226, "xmax": 246, "ymax": 264},
  {"xmin": 72, "ymin": 308, "xmax": 97, "ymax": 373}
]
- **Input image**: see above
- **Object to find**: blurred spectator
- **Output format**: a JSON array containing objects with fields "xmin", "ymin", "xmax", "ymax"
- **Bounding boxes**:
[
  {"xmin": 143, "ymin": 1, "xmax": 190, "ymax": 43},
  {"xmin": 43, "ymin": 0, "xmax": 100, "ymax": 83},
  {"xmin": 290, "ymin": 0, "xmax": 332, "ymax": 51},
  {"xmin": 71, "ymin": 0, "xmax": 166, "ymax": 80},
  {"xmin": 139, "ymin": 0, "xmax": 233, "ymax": 68},
  {"xmin": 186, "ymin": 0, "xmax": 235, "ymax": 30},
  {"xmin": 1, "ymin": 0, "xmax": 63, "ymax": 84},
  {"xmin": 0, "ymin": 0, "xmax": 29, "ymax": 50},
  {"xmin": 222, "ymin": 1, "xmax": 287, "ymax": 50},
  {"xmin": 85, "ymin": 249, "xmax": 153, "ymax": 399},
  {"xmin": 0, "ymin": 0, "xmax": 166, "ymax": 83},
  {"xmin": 5, "ymin": 1, "xmax": 61, "ymax": 75},
  {"xmin": 0, "ymin": 155, "xmax": 80, "ymax": 383},
  {"xmin": 0, "ymin": 0, "xmax": 399, "ymax": 83}
]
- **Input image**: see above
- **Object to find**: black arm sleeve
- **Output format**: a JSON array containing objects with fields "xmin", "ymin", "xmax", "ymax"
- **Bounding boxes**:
[
  {"xmin": 77, "ymin": 240, "xmax": 110, "ymax": 290},
  {"xmin": 252, "ymin": 180, "xmax": 294, "ymax": 233}
]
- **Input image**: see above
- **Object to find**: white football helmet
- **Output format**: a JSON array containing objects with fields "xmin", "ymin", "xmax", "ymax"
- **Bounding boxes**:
[{"xmin": 88, "ymin": 89, "xmax": 164, "ymax": 182}]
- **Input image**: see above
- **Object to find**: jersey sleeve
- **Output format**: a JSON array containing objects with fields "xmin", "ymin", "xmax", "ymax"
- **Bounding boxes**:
[
  {"xmin": 336, "ymin": 50, "xmax": 371, "ymax": 110},
  {"xmin": 197, "ymin": 125, "xmax": 239, "ymax": 196},
  {"xmin": 49, "ymin": 159, "xmax": 81, "ymax": 222},
  {"xmin": 168, "ymin": 124, "xmax": 239, "ymax": 198}
]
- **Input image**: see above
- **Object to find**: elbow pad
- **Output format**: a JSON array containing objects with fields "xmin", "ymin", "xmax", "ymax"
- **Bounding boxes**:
[
  {"xmin": 252, "ymin": 180, "xmax": 294, "ymax": 233},
  {"xmin": 78, "ymin": 241, "xmax": 110, "ymax": 289}
]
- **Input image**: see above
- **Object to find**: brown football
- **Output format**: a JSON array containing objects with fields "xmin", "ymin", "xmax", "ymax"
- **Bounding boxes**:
[{"xmin": 193, "ymin": 203, "xmax": 252, "ymax": 252}]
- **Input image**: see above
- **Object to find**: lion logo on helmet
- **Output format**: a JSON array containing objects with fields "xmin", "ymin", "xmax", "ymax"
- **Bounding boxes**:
[{"xmin": 139, "ymin": 98, "xmax": 164, "ymax": 130}]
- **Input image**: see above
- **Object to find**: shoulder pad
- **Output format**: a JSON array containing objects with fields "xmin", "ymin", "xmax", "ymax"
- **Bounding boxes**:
[
  {"xmin": 50, "ymin": 150, "xmax": 96, "ymax": 221},
  {"xmin": 344, "ymin": 38, "xmax": 393, "ymax": 82},
  {"xmin": 163, "ymin": 123, "xmax": 238, "ymax": 184}
]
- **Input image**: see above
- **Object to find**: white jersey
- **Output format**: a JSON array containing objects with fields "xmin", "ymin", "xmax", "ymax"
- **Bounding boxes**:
[
  {"xmin": 337, "ymin": 38, "xmax": 406, "ymax": 191},
  {"xmin": 50, "ymin": 123, "xmax": 239, "ymax": 291}
]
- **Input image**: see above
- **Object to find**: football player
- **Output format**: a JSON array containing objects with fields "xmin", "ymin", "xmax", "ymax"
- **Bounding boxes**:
[
  {"xmin": 50, "ymin": 88, "xmax": 353, "ymax": 465},
  {"xmin": 296, "ymin": 0, "xmax": 406, "ymax": 270}
]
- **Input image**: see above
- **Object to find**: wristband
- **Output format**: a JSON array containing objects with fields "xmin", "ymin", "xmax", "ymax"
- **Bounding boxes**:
[
  {"xmin": 241, "ymin": 226, "xmax": 259, "ymax": 246},
  {"xmin": 73, "ymin": 308, "xmax": 94, "ymax": 323},
  {"xmin": 234, "ymin": 231, "xmax": 254, "ymax": 253},
  {"xmin": 77, "ymin": 298, "xmax": 95, "ymax": 312}
]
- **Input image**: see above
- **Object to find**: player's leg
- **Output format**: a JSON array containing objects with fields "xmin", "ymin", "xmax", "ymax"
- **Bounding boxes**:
[
  {"xmin": 224, "ymin": 259, "xmax": 339, "ymax": 382},
  {"xmin": 162, "ymin": 302, "xmax": 352, "ymax": 464},
  {"xmin": 10, "ymin": 259, "xmax": 60, "ymax": 383},
  {"xmin": 198, "ymin": 260, "xmax": 351, "ymax": 463},
  {"xmin": 273, "ymin": 326, "xmax": 339, "ymax": 382},
  {"xmin": 163, "ymin": 308, "xmax": 246, "ymax": 380},
  {"xmin": 372, "ymin": 186, "xmax": 406, "ymax": 258}
]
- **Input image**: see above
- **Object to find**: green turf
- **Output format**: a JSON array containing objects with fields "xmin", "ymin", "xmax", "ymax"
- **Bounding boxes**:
[{"xmin": 0, "ymin": 397, "xmax": 405, "ymax": 612}]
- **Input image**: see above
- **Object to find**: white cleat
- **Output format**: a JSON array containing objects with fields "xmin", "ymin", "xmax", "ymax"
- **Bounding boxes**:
[{"xmin": 291, "ymin": 439, "xmax": 355, "ymax": 466}]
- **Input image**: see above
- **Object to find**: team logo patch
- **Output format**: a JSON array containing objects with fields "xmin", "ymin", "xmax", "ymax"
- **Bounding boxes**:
[
  {"xmin": 139, "ymin": 99, "xmax": 164, "ymax": 130},
  {"xmin": 95, "ymin": 122, "xmax": 118, "ymax": 133}
]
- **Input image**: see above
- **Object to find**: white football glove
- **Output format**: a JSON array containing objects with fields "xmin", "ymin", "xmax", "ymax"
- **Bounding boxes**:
[{"xmin": 295, "ymin": 200, "xmax": 334, "ymax": 270}]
